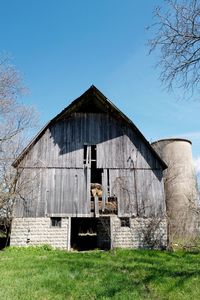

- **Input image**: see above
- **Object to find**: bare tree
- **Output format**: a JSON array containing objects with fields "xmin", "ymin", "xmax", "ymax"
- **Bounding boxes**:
[
  {"xmin": 148, "ymin": 0, "xmax": 200, "ymax": 94},
  {"xmin": 0, "ymin": 54, "xmax": 38, "ymax": 239}
]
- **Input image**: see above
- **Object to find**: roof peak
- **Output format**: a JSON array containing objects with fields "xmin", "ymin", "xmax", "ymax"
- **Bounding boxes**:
[{"xmin": 12, "ymin": 86, "xmax": 167, "ymax": 169}]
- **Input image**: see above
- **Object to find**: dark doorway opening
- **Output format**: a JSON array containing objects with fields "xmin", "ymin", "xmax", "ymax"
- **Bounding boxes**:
[
  {"xmin": 0, "ymin": 225, "xmax": 10, "ymax": 250},
  {"xmin": 71, "ymin": 217, "xmax": 111, "ymax": 251},
  {"xmin": 71, "ymin": 218, "xmax": 97, "ymax": 251}
]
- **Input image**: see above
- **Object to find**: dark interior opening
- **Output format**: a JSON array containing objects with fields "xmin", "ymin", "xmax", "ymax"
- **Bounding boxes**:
[
  {"xmin": 76, "ymin": 97, "xmax": 108, "ymax": 113},
  {"xmin": 83, "ymin": 145, "xmax": 87, "ymax": 164},
  {"xmin": 84, "ymin": 145, "xmax": 102, "ymax": 183},
  {"xmin": 71, "ymin": 217, "xmax": 111, "ymax": 251},
  {"xmin": 120, "ymin": 217, "xmax": 130, "ymax": 228},
  {"xmin": 51, "ymin": 217, "xmax": 61, "ymax": 227},
  {"xmin": 91, "ymin": 162, "xmax": 102, "ymax": 184},
  {"xmin": 71, "ymin": 218, "xmax": 97, "ymax": 251},
  {"xmin": 0, "ymin": 225, "xmax": 10, "ymax": 250},
  {"xmin": 90, "ymin": 145, "xmax": 102, "ymax": 184}
]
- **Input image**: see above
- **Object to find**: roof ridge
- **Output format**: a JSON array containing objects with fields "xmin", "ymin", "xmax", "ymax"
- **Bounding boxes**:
[{"xmin": 12, "ymin": 86, "xmax": 167, "ymax": 169}]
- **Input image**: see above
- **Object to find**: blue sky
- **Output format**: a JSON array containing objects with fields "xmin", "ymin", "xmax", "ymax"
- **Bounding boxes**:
[{"xmin": 1, "ymin": 0, "xmax": 200, "ymax": 163}]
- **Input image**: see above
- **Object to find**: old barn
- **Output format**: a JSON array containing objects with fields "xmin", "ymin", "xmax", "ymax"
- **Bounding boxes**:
[{"xmin": 10, "ymin": 86, "xmax": 167, "ymax": 250}]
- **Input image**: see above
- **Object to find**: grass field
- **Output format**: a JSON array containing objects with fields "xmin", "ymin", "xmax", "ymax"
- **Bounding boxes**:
[{"xmin": 0, "ymin": 246, "xmax": 200, "ymax": 300}]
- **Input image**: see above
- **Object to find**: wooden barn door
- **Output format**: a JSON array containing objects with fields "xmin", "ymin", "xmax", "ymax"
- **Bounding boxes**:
[{"xmin": 109, "ymin": 169, "xmax": 137, "ymax": 217}]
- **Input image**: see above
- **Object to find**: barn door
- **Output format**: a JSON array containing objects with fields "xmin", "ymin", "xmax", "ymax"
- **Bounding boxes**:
[{"xmin": 109, "ymin": 169, "xmax": 137, "ymax": 217}]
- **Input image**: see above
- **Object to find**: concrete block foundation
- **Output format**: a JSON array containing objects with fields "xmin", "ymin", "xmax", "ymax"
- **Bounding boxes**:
[
  {"xmin": 10, "ymin": 217, "xmax": 70, "ymax": 249},
  {"xmin": 10, "ymin": 216, "xmax": 167, "ymax": 250}
]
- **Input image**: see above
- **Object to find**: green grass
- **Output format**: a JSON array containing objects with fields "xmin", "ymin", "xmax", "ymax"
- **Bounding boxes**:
[{"xmin": 0, "ymin": 247, "xmax": 200, "ymax": 300}]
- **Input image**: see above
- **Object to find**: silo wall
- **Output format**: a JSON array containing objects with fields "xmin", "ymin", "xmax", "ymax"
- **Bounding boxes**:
[{"xmin": 151, "ymin": 138, "xmax": 198, "ymax": 242}]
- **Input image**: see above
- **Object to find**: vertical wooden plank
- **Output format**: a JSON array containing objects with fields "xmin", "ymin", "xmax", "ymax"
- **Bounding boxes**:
[
  {"xmin": 40, "ymin": 129, "xmax": 48, "ymax": 167},
  {"xmin": 86, "ymin": 145, "xmax": 91, "ymax": 215},
  {"xmin": 74, "ymin": 173, "xmax": 78, "ymax": 215},
  {"xmin": 95, "ymin": 195, "xmax": 99, "ymax": 217},
  {"xmin": 35, "ymin": 169, "xmax": 41, "ymax": 217},
  {"xmin": 63, "ymin": 118, "xmax": 68, "ymax": 167},
  {"xmin": 84, "ymin": 167, "xmax": 90, "ymax": 214},
  {"xmin": 102, "ymin": 169, "xmax": 107, "ymax": 212}
]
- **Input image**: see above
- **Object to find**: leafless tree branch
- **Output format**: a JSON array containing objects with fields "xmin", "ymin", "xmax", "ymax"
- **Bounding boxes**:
[
  {"xmin": 148, "ymin": 0, "xmax": 200, "ymax": 94},
  {"xmin": 0, "ymin": 53, "xmax": 38, "ymax": 231}
]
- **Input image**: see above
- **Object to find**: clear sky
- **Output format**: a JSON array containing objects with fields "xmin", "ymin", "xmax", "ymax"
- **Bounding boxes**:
[{"xmin": 1, "ymin": 1, "xmax": 200, "ymax": 165}]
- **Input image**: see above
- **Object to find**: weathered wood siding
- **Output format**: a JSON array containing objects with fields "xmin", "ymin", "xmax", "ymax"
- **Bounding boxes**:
[
  {"xmin": 16, "ymin": 112, "xmax": 165, "ymax": 218},
  {"xmin": 15, "ymin": 168, "xmax": 91, "ymax": 217},
  {"xmin": 20, "ymin": 113, "xmax": 161, "ymax": 169},
  {"xmin": 109, "ymin": 169, "xmax": 165, "ymax": 217}
]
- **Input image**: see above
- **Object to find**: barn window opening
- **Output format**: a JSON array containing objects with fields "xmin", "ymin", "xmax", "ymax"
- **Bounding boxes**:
[
  {"xmin": 120, "ymin": 218, "xmax": 130, "ymax": 228},
  {"xmin": 83, "ymin": 144, "xmax": 87, "ymax": 164},
  {"xmin": 90, "ymin": 145, "xmax": 102, "ymax": 184},
  {"xmin": 91, "ymin": 144, "xmax": 96, "ymax": 161},
  {"xmin": 51, "ymin": 217, "xmax": 62, "ymax": 227}
]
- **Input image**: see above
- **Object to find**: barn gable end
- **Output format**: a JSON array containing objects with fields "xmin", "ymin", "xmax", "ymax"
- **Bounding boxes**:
[{"xmin": 10, "ymin": 86, "xmax": 167, "ymax": 250}]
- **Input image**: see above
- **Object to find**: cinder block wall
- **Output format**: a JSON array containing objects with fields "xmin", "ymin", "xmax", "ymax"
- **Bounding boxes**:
[
  {"xmin": 10, "ymin": 216, "xmax": 167, "ymax": 250},
  {"xmin": 111, "ymin": 216, "xmax": 167, "ymax": 249},
  {"xmin": 10, "ymin": 217, "xmax": 69, "ymax": 249}
]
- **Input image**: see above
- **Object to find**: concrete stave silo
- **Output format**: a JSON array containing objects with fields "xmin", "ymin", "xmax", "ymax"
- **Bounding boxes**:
[{"xmin": 151, "ymin": 138, "xmax": 198, "ymax": 243}]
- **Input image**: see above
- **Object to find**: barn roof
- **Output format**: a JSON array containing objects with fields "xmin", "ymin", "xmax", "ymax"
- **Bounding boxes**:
[{"xmin": 13, "ymin": 85, "xmax": 167, "ymax": 169}]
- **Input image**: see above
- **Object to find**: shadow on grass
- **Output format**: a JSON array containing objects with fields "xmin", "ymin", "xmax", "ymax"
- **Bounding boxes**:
[
  {"xmin": 2, "ymin": 249, "xmax": 200, "ymax": 299},
  {"xmin": 37, "ymin": 251, "xmax": 200, "ymax": 298}
]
